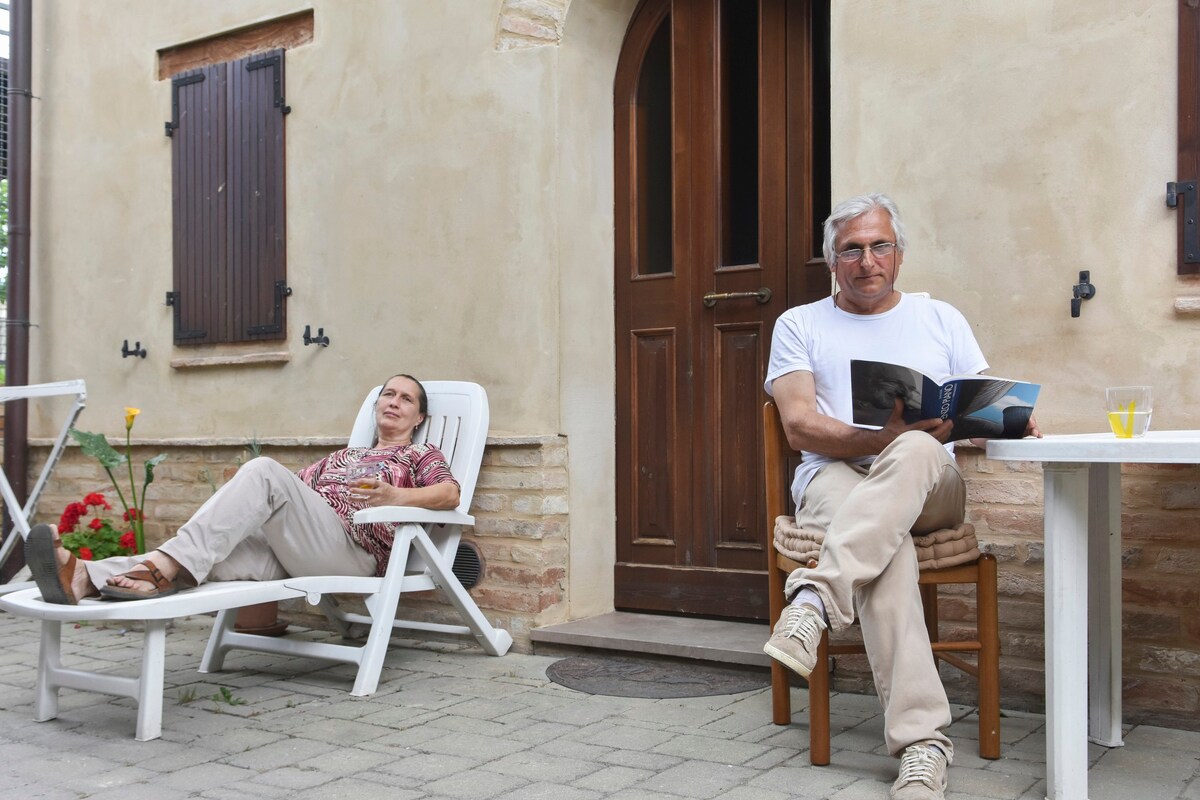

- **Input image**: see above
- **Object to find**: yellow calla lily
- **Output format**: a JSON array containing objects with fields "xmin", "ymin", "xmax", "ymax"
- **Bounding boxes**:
[{"xmin": 124, "ymin": 407, "xmax": 141, "ymax": 431}]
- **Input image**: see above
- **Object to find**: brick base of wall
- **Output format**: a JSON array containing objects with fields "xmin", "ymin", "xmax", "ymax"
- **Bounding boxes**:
[{"xmin": 27, "ymin": 434, "xmax": 572, "ymax": 653}]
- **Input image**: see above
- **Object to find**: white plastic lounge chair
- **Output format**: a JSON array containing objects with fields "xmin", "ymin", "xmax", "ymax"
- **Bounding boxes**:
[
  {"xmin": 0, "ymin": 379, "xmax": 88, "ymax": 594},
  {"xmin": 0, "ymin": 380, "xmax": 511, "ymax": 740}
]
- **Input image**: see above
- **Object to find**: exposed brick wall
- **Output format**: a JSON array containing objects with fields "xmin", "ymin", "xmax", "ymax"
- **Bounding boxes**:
[{"xmin": 26, "ymin": 435, "xmax": 572, "ymax": 652}]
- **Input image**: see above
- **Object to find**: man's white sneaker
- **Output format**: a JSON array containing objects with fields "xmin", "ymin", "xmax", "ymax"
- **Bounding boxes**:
[
  {"xmin": 762, "ymin": 603, "xmax": 826, "ymax": 678},
  {"xmin": 890, "ymin": 742, "xmax": 949, "ymax": 800}
]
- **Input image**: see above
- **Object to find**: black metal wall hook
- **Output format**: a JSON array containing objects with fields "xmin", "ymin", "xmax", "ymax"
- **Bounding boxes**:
[
  {"xmin": 303, "ymin": 325, "xmax": 330, "ymax": 347},
  {"xmin": 1071, "ymin": 271, "xmax": 1096, "ymax": 318},
  {"xmin": 121, "ymin": 340, "xmax": 147, "ymax": 358}
]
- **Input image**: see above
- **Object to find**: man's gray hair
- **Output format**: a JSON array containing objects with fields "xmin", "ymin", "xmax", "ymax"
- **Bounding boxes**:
[{"xmin": 822, "ymin": 192, "xmax": 908, "ymax": 266}]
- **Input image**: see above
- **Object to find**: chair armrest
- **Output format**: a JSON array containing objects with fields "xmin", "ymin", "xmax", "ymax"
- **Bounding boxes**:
[{"xmin": 352, "ymin": 506, "xmax": 474, "ymax": 526}]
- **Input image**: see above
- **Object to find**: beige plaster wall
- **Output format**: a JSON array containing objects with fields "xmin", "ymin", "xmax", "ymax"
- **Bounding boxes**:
[
  {"xmin": 556, "ymin": 0, "xmax": 639, "ymax": 617},
  {"xmin": 25, "ymin": 0, "xmax": 635, "ymax": 621},
  {"xmin": 830, "ymin": 0, "xmax": 1198, "ymax": 433},
  {"xmin": 28, "ymin": 0, "xmax": 566, "ymax": 440}
]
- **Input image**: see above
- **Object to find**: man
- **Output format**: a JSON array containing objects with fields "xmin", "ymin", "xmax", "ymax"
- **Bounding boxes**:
[{"xmin": 761, "ymin": 193, "xmax": 1038, "ymax": 800}]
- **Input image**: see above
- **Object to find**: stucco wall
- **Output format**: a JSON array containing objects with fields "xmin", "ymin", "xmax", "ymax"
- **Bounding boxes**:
[
  {"xmin": 25, "ymin": 0, "xmax": 634, "ymax": 622},
  {"xmin": 28, "ymin": 1, "xmax": 567, "ymax": 440},
  {"xmin": 830, "ymin": 1, "xmax": 1198, "ymax": 431}
]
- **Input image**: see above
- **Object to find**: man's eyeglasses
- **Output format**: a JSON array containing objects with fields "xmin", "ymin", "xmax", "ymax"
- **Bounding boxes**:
[{"xmin": 835, "ymin": 242, "xmax": 897, "ymax": 263}]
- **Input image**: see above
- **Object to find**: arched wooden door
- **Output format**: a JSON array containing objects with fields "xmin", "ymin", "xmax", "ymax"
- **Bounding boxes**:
[{"xmin": 614, "ymin": 0, "xmax": 829, "ymax": 619}]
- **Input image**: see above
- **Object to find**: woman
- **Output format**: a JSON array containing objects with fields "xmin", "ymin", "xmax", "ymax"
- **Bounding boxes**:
[{"xmin": 26, "ymin": 374, "xmax": 459, "ymax": 604}]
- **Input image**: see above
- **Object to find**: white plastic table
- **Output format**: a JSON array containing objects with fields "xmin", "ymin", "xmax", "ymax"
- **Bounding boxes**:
[{"xmin": 986, "ymin": 431, "xmax": 1200, "ymax": 800}]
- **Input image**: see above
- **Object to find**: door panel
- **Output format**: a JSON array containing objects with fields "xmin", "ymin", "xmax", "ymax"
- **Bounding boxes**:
[{"xmin": 615, "ymin": 0, "xmax": 828, "ymax": 620}]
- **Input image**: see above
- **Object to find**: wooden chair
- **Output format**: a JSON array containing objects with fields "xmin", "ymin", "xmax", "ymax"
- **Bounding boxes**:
[{"xmin": 763, "ymin": 401, "xmax": 1000, "ymax": 766}]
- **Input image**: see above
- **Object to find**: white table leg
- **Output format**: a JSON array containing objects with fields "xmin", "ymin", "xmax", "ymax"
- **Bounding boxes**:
[
  {"xmin": 1087, "ymin": 463, "xmax": 1123, "ymax": 747},
  {"xmin": 1043, "ymin": 463, "xmax": 1091, "ymax": 800}
]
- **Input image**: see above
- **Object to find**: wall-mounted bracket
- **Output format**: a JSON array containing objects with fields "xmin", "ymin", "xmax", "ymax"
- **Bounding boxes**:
[
  {"xmin": 1071, "ymin": 270, "xmax": 1096, "ymax": 318},
  {"xmin": 303, "ymin": 325, "xmax": 330, "ymax": 347}
]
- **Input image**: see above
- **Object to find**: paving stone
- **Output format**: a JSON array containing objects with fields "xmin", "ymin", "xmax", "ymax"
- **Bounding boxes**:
[
  {"xmin": 293, "ymin": 776, "xmax": 424, "ymax": 799},
  {"xmin": 571, "ymin": 764, "xmax": 656, "ymax": 792},
  {"xmin": 651, "ymin": 732, "xmax": 773, "ymax": 765},
  {"xmin": 494, "ymin": 780, "xmax": 604, "ymax": 800},
  {"xmin": 222, "ymin": 737, "xmax": 340, "ymax": 770},
  {"xmin": 483, "ymin": 750, "xmax": 600, "ymax": 783},
  {"xmin": 631, "ymin": 759, "xmax": 759, "ymax": 799},
  {"xmin": 373, "ymin": 752, "xmax": 480, "ymax": 782},
  {"xmin": 159, "ymin": 762, "xmax": 261, "ymax": 793},
  {"xmin": 948, "ymin": 764, "xmax": 1040, "ymax": 799},
  {"xmin": 422, "ymin": 768, "xmax": 529, "ymax": 799},
  {"xmin": 577, "ymin": 721, "xmax": 676, "ymax": 751}
]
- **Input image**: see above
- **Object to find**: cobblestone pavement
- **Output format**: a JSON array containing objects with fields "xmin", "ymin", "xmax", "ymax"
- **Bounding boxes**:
[{"xmin": 1, "ymin": 611, "xmax": 1198, "ymax": 800}]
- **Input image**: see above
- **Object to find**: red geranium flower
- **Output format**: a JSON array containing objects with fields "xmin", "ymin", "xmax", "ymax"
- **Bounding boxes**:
[
  {"xmin": 119, "ymin": 531, "xmax": 137, "ymax": 551},
  {"xmin": 123, "ymin": 508, "xmax": 142, "ymax": 522},
  {"xmin": 78, "ymin": 547, "xmax": 94, "ymax": 561},
  {"xmin": 83, "ymin": 492, "xmax": 112, "ymax": 510},
  {"xmin": 58, "ymin": 501, "xmax": 88, "ymax": 533},
  {"xmin": 88, "ymin": 517, "xmax": 104, "ymax": 531}
]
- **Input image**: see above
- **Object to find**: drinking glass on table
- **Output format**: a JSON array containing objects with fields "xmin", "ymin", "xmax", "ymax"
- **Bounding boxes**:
[{"xmin": 1105, "ymin": 386, "xmax": 1152, "ymax": 438}]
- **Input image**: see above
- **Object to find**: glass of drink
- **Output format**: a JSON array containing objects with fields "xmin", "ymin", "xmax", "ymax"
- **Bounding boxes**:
[
  {"xmin": 1105, "ymin": 386, "xmax": 1152, "ymax": 438},
  {"xmin": 347, "ymin": 461, "xmax": 379, "ymax": 488}
]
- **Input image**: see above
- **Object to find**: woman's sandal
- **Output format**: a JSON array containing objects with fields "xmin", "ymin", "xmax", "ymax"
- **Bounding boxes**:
[
  {"xmin": 99, "ymin": 563, "xmax": 179, "ymax": 601},
  {"xmin": 25, "ymin": 523, "xmax": 80, "ymax": 605}
]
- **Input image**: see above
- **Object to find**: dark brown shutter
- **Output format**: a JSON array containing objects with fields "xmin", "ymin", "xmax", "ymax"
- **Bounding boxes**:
[
  {"xmin": 232, "ymin": 51, "xmax": 288, "ymax": 339},
  {"xmin": 170, "ymin": 64, "xmax": 226, "ymax": 342},
  {"xmin": 170, "ymin": 49, "xmax": 288, "ymax": 344},
  {"xmin": 1177, "ymin": 1, "xmax": 1200, "ymax": 275}
]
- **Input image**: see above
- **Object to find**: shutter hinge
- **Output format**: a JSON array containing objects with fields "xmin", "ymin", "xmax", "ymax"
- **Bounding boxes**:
[
  {"xmin": 248, "ymin": 281, "xmax": 292, "ymax": 336},
  {"xmin": 165, "ymin": 290, "xmax": 207, "ymax": 341},
  {"xmin": 165, "ymin": 72, "xmax": 205, "ymax": 137},
  {"xmin": 1167, "ymin": 181, "xmax": 1200, "ymax": 263},
  {"xmin": 246, "ymin": 53, "xmax": 291, "ymax": 115}
]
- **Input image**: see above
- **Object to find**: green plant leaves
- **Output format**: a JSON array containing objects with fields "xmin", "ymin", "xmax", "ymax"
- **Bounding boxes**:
[
  {"xmin": 69, "ymin": 428, "xmax": 126, "ymax": 469},
  {"xmin": 144, "ymin": 453, "xmax": 168, "ymax": 486}
]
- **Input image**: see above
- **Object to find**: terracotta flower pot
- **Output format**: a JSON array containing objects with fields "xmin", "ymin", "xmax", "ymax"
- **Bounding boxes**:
[{"xmin": 234, "ymin": 601, "xmax": 289, "ymax": 637}]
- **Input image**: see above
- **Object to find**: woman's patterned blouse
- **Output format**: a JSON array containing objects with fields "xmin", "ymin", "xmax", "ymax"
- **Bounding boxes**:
[{"xmin": 296, "ymin": 442, "xmax": 459, "ymax": 576}]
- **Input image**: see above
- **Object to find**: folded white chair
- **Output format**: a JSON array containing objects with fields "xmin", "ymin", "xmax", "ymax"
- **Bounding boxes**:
[{"xmin": 0, "ymin": 380, "xmax": 511, "ymax": 741}]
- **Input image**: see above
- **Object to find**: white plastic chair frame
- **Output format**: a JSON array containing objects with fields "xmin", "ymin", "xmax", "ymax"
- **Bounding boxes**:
[
  {"xmin": 0, "ymin": 379, "xmax": 88, "ymax": 593},
  {"xmin": 0, "ymin": 380, "xmax": 511, "ymax": 740}
]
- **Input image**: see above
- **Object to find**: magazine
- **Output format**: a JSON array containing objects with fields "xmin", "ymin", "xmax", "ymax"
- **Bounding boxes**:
[{"xmin": 850, "ymin": 359, "xmax": 1041, "ymax": 441}]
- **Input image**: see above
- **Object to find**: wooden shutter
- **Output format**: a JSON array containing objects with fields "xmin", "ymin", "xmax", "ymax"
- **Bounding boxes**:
[
  {"xmin": 170, "ymin": 49, "xmax": 288, "ymax": 344},
  {"xmin": 1177, "ymin": 1, "xmax": 1200, "ymax": 275}
]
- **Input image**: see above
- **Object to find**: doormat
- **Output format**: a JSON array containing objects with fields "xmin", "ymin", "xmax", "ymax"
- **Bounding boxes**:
[{"xmin": 545, "ymin": 654, "xmax": 769, "ymax": 699}]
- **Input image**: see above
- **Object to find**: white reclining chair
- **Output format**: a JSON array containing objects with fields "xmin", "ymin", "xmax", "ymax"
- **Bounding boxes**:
[
  {"xmin": 0, "ymin": 380, "xmax": 89, "ymax": 594},
  {"xmin": 0, "ymin": 380, "xmax": 511, "ymax": 740}
]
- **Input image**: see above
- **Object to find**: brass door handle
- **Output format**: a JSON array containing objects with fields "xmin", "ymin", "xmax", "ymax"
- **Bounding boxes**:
[{"xmin": 702, "ymin": 287, "xmax": 772, "ymax": 308}]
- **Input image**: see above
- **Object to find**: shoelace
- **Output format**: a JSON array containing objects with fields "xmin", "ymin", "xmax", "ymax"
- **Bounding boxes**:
[
  {"xmin": 896, "ymin": 744, "xmax": 943, "ymax": 789},
  {"xmin": 780, "ymin": 604, "xmax": 825, "ymax": 642}
]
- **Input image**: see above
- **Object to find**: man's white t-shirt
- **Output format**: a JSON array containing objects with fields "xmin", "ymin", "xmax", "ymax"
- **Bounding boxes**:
[{"xmin": 764, "ymin": 293, "xmax": 988, "ymax": 502}]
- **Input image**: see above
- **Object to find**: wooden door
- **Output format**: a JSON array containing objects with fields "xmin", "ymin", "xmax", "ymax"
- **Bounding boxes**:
[{"xmin": 614, "ymin": 0, "xmax": 829, "ymax": 619}]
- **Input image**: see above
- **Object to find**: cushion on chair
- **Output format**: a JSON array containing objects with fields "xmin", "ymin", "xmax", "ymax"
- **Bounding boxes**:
[{"xmin": 773, "ymin": 515, "xmax": 980, "ymax": 571}]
